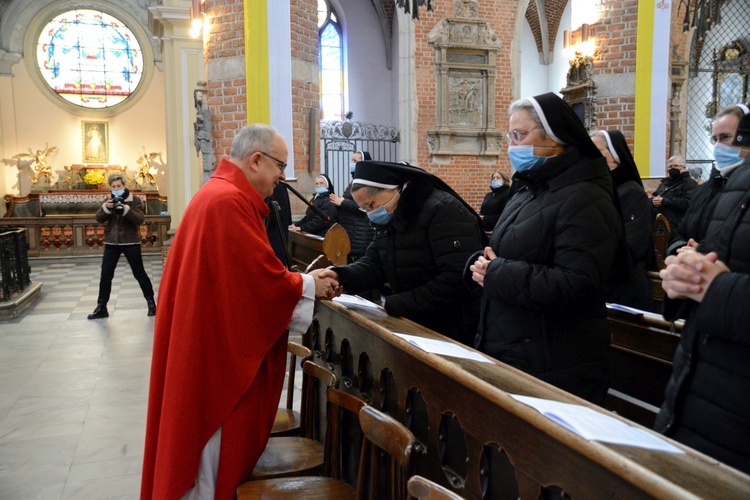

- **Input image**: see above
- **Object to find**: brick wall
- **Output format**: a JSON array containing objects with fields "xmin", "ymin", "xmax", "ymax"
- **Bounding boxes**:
[{"xmin": 590, "ymin": 1, "xmax": 639, "ymax": 146}]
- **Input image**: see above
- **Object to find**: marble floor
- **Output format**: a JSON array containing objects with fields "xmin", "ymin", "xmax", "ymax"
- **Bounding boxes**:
[{"xmin": 0, "ymin": 256, "xmax": 163, "ymax": 499}]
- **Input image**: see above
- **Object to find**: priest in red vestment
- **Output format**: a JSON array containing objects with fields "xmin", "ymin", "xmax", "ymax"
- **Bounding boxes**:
[{"xmin": 141, "ymin": 124, "xmax": 339, "ymax": 499}]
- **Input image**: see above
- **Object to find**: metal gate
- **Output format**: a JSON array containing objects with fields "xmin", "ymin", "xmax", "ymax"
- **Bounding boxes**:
[
  {"xmin": 320, "ymin": 120, "xmax": 400, "ymax": 196},
  {"xmin": 684, "ymin": 0, "xmax": 750, "ymax": 180}
]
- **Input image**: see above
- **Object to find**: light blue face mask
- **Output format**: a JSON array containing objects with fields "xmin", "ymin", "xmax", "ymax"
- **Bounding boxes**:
[
  {"xmin": 367, "ymin": 206, "xmax": 394, "ymax": 225},
  {"xmin": 111, "ymin": 189, "xmax": 125, "ymax": 197},
  {"xmin": 713, "ymin": 143, "xmax": 742, "ymax": 170},
  {"xmin": 490, "ymin": 180, "xmax": 503, "ymax": 189},
  {"xmin": 508, "ymin": 145, "xmax": 547, "ymax": 172},
  {"xmin": 315, "ymin": 187, "xmax": 328, "ymax": 195},
  {"xmin": 349, "ymin": 163, "xmax": 356, "ymax": 174}
]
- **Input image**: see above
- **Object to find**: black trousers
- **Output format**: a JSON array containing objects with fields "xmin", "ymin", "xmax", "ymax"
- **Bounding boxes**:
[{"xmin": 97, "ymin": 244, "xmax": 154, "ymax": 304}]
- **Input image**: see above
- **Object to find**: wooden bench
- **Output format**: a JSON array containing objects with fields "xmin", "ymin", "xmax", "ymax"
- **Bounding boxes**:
[
  {"xmin": 305, "ymin": 301, "xmax": 749, "ymax": 498},
  {"xmin": 606, "ymin": 305, "xmax": 681, "ymax": 428},
  {"xmin": 288, "ymin": 223, "xmax": 350, "ymax": 271}
]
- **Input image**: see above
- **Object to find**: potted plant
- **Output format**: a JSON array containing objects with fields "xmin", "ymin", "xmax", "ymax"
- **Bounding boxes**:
[{"xmin": 83, "ymin": 170, "xmax": 106, "ymax": 189}]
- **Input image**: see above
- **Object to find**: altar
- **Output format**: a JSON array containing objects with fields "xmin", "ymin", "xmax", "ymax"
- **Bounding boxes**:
[{"xmin": 1, "ymin": 189, "xmax": 170, "ymax": 257}]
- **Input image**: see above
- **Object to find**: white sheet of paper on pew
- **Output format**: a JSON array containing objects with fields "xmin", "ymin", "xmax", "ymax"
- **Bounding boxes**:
[
  {"xmin": 509, "ymin": 394, "xmax": 684, "ymax": 453},
  {"xmin": 392, "ymin": 333, "xmax": 493, "ymax": 363},
  {"xmin": 332, "ymin": 294, "xmax": 384, "ymax": 312},
  {"xmin": 607, "ymin": 303, "xmax": 649, "ymax": 315}
]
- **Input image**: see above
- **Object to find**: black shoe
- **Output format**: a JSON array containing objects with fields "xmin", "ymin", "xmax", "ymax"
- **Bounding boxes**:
[
  {"xmin": 87, "ymin": 304, "xmax": 109, "ymax": 320},
  {"xmin": 146, "ymin": 298, "xmax": 157, "ymax": 317}
]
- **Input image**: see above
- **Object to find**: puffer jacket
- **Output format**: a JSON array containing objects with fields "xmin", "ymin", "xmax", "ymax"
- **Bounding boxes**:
[
  {"xmin": 472, "ymin": 147, "xmax": 622, "ymax": 404},
  {"xmin": 670, "ymin": 168, "xmax": 727, "ymax": 253},
  {"xmin": 337, "ymin": 182, "xmax": 374, "ymax": 260},
  {"xmin": 608, "ymin": 180, "xmax": 653, "ymax": 310},
  {"xmin": 655, "ymin": 159, "xmax": 750, "ymax": 475},
  {"xmin": 297, "ymin": 190, "xmax": 338, "ymax": 236},
  {"xmin": 333, "ymin": 178, "xmax": 484, "ymax": 345},
  {"xmin": 95, "ymin": 189, "xmax": 144, "ymax": 245},
  {"xmin": 479, "ymin": 185, "xmax": 510, "ymax": 231},
  {"xmin": 651, "ymin": 171, "xmax": 698, "ymax": 240}
]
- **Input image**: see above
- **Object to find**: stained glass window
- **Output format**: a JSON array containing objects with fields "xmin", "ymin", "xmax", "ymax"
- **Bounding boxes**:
[
  {"xmin": 318, "ymin": 0, "xmax": 344, "ymax": 121},
  {"xmin": 36, "ymin": 9, "xmax": 143, "ymax": 109}
]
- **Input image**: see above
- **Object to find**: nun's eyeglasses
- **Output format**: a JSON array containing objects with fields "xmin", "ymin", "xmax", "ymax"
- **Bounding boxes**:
[
  {"xmin": 505, "ymin": 127, "xmax": 538, "ymax": 144},
  {"xmin": 260, "ymin": 152, "xmax": 287, "ymax": 173}
]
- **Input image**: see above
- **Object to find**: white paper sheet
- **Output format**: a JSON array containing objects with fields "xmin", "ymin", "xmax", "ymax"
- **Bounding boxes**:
[
  {"xmin": 510, "ymin": 394, "xmax": 683, "ymax": 453},
  {"xmin": 392, "ymin": 333, "xmax": 493, "ymax": 363},
  {"xmin": 332, "ymin": 294, "xmax": 384, "ymax": 312}
]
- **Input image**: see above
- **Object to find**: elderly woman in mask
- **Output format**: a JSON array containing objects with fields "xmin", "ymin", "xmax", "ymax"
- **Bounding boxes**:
[
  {"xmin": 322, "ymin": 160, "xmax": 484, "ymax": 345},
  {"xmin": 329, "ymin": 151, "xmax": 375, "ymax": 262},
  {"xmin": 468, "ymin": 93, "xmax": 625, "ymax": 404},
  {"xmin": 590, "ymin": 130, "xmax": 653, "ymax": 311},
  {"xmin": 289, "ymin": 173, "xmax": 338, "ymax": 236}
]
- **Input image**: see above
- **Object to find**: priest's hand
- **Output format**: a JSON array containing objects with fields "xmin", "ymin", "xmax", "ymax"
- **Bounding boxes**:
[{"xmin": 309, "ymin": 268, "xmax": 341, "ymax": 300}]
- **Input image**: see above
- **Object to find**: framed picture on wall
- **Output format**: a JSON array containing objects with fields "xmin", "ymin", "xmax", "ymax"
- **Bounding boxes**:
[{"xmin": 82, "ymin": 121, "xmax": 108, "ymax": 163}]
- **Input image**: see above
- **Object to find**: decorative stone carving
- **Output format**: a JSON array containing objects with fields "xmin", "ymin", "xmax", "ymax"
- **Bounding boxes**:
[
  {"xmin": 560, "ymin": 51, "xmax": 597, "ymax": 131},
  {"xmin": 427, "ymin": 18, "xmax": 503, "ymax": 156},
  {"xmin": 193, "ymin": 81, "xmax": 215, "ymax": 184},
  {"xmin": 453, "ymin": 0, "xmax": 479, "ymax": 19}
]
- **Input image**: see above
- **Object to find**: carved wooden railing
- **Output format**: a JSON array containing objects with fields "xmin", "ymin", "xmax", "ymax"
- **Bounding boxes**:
[
  {"xmin": 0, "ymin": 216, "xmax": 170, "ymax": 257},
  {"xmin": 304, "ymin": 301, "xmax": 750, "ymax": 499}
]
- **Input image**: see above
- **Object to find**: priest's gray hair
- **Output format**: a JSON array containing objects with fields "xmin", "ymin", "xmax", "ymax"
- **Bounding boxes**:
[{"xmin": 230, "ymin": 124, "xmax": 278, "ymax": 160}]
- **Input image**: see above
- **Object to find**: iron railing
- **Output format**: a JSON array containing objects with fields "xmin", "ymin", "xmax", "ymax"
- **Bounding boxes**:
[{"xmin": 0, "ymin": 228, "xmax": 31, "ymax": 302}]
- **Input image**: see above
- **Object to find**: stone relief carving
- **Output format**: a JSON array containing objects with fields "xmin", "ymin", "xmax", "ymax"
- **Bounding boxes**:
[
  {"xmin": 427, "ymin": 17, "xmax": 502, "ymax": 156},
  {"xmin": 453, "ymin": 0, "xmax": 479, "ymax": 19}
]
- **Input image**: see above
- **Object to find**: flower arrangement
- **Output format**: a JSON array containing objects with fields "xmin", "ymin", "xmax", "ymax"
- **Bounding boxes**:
[{"xmin": 83, "ymin": 170, "xmax": 106, "ymax": 186}]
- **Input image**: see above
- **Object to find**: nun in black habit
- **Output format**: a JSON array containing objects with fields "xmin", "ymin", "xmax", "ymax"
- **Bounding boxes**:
[
  {"xmin": 323, "ymin": 160, "xmax": 485, "ymax": 345},
  {"xmin": 590, "ymin": 130, "xmax": 654, "ymax": 311},
  {"xmin": 468, "ymin": 92, "xmax": 626, "ymax": 404}
]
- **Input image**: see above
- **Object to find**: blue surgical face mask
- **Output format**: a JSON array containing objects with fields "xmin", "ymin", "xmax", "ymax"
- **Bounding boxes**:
[
  {"xmin": 508, "ymin": 145, "xmax": 547, "ymax": 172},
  {"xmin": 713, "ymin": 143, "xmax": 742, "ymax": 170},
  {"xmin": 367, "ymin": 206, "xmax": 394, "ymax": 225},
  {"xmin": 349, "ymin": 163, "xmax": 356, "ymax": 174},
  {"xmin": 111, "ymin": 189, "xmax": 125, "ymax": 197},
  {"xmin": 490, "ymin": 180, "xmax": 503, "ymax": 189},
  {"xmin": 315, "ymin": 187, "xmax": 327, "ymax": 195}
]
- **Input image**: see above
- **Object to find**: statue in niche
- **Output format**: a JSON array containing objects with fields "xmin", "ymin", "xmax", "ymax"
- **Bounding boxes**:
[
  {"xmin": 135, "ymin": 147, "xmax": 162, "ymax": 189},
  {"xmin": 449, "ymin": 77, "xmax": 482, "ymax": 127},
  {"xmin": 193, "ymin": 81, "xmax": 215, "ymax": 183},
  {"xmin": 13, "ymin": 144, "xmax": 57, "ymax": 186},
  {"xmin": 567, "ymin": 51, "xmax": 594, "ymax": 85}
]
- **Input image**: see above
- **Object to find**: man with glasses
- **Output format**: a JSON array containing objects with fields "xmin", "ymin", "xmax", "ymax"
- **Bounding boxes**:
[
  {"xmin": 668, "ymin": 104, "xmax": 749, "ymax": 253},
  {"xmin": 142, "ymin": 124, "xmax": 340, "ymax": 499},
  {"xmin": 649, "ymin": 154, "xmax": 698, "ymax": 242}
]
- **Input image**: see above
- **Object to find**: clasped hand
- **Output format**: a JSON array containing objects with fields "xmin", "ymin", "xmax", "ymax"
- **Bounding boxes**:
[
  {"xmin": 308, "ymin": 268, "xmax": 343, "ymax": 300},
  {"xmin": 659, "ymin": 249, "xmax": 729, "ymax": 303},
  {"xmin": 470, "ymin": 247, "xmax": 497, "ymax": 287}
]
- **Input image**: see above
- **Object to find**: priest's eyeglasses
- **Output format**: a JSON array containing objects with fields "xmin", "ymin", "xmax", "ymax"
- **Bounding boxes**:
[
  {"xmin": 260, "ymin": 152, "xmax": 287, "ymax": 173},
  {"xmin": 505, "ymin": 127, "xmax": 538, "ymax": 144}
]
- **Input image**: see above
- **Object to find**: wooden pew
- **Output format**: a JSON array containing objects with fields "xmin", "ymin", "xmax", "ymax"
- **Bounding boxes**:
[
  {"xmin": 606, "ymin": 305, "xmax": 681, "ymax": 428},
  {"xmin": 287, "ymin": 223, "xmax": 350, "ymax": 271},
  {"xmin": 304, "ymin": 301, "xmax": 749, "ymax": 498}
]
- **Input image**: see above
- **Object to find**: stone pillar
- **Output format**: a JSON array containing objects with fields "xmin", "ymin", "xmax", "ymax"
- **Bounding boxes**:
[{"xmin": 148, "ymin": 3, "xmax": 205, "ymax": 230}]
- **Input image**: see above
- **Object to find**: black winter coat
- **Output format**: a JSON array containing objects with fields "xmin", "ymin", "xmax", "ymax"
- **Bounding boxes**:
[
  {"xmin": 608, "ymin": 180, "xmax": 653, "ymax": 310},
  {"xmin": 297, "ymin": 190, "xmax": 338, "ymax": 236},
  {"xmin": 655, "ymin": 159, "xmax": 750, "ymax": 475},
  {"xmin": 337, "ymin": 182, "xmax": 374, "ymax": 260},
  {"xmin": 333, "ymin": 179, "xmax": 484, "ymax": 345},
  {"xmin": 670, "ymin": 169, "xmax": 726, "ymax": 253},
  {"xmin": 479, "ymin": 185, "xmax": 510, "ymax": 231},
  {"xmin": 473, "ymin": 148, "xmax": 622, "ymax": 404},
  {"xmin": 651, "ymin": 172, "xmax": 698, "ymax": 240}
]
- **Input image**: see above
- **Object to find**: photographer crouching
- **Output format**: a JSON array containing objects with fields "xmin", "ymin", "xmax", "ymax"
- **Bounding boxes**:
[{"xmin": 88, "ymin": 173, "xmax": 156, "ymax": 319}]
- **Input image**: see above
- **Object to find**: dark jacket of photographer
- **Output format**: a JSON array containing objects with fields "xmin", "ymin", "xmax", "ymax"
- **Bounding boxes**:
[{"xmin": 95, "ymin": 190, "xmax": 144, "ymax": 245}]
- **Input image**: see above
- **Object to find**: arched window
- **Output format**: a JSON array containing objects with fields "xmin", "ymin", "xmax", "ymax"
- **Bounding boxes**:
[
  {"xmin": 318, "ymin": 0, "xmax": 344, "ymax": 121},
  {"xmin": 36, "ymin": 9, "xmax": 144, "ymax": 109}
]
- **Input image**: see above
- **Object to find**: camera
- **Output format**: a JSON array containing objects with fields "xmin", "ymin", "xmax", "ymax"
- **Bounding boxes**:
[{"xmin": 112, "ymin": 195, "xmax": 125, "ymax": 215}]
